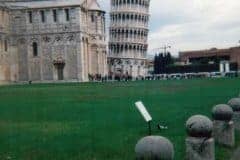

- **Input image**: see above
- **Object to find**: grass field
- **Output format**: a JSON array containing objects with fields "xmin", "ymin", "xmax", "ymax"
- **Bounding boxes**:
[{"xmin": 0, "ymin": 78, "xmax": 239, "ymax": 160}]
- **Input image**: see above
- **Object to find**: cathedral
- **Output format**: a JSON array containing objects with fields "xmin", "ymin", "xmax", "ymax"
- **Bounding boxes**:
[
  {"xmin": 0, "ymin": 0, "xmax": 150, "ymax": 83},
  {"xmin": 0, "ymin": 0, "xmax": 107, "ymax": 83}
]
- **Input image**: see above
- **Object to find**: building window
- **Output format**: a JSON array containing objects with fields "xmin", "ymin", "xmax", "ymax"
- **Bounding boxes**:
[
  {"xmin": 65, "ymin": 9, "xmax": 70, "ymax": 21},
  {"xmin": 32, "ymin": 42, "xmax": 38, "ymax": 57},
  {"xmin": 4, "ymin": 40, "xmax": 8, "ymax": 52},
  {"xmin": 40, "ymin": 10, "xmax": 45, "ymax": 23},
  {"xmin": 91, "ymin": 14, "xmax": 95, "ymax": 22},
  {"xmin": 28, "ymin": 11, "xmax": 32, "ymax": 23},
  {"xmin": 53, "ymin": 9, "xmax": 57, "ymax": 22}
]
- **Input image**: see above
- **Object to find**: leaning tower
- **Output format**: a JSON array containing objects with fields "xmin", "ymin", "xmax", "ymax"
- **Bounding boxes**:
[{"xmin": 108, "ymin": 0, "xmax": 150, "ymax": 79}]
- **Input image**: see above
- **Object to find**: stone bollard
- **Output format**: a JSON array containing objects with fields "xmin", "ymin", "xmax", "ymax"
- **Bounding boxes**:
[
  {"xmin": 228, "ymin": 98, "xmax": 240, "ymax": 131},
  {"xmin": 186, "ymin": 115, "xmax": 215, "ymax": 160},
  {"xmin": 212, "ymin": 104, "xmax": 234, "ymax": 147},
  {"xmin": 135, "ymin": 136, "xmax": 174, "ymax": 160}
]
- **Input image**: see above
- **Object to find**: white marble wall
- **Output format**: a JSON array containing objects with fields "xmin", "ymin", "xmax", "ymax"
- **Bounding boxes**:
[
  {"xmin": 0, "ymin": 2, "xmax": 108, "ymax": 83},
  {"xmin": 109, "ymin": 0, "xmax": 150, "ymax": 78}
]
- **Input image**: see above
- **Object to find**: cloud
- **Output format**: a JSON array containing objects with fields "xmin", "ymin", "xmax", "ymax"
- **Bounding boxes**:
[{"xmin": 148, "ymin": 0, "xmax": 240, "ymax": 56}]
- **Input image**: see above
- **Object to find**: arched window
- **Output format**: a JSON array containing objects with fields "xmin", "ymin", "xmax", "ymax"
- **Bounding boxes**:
[
  {"xmin": 130, "ymin": 14, "xmax": 134, "ymax": 20},
  {"xmin": 53, "ymin": 9, "xmax": 57, "ymax": 22},
  {"xmin": 125, "ymin": 45, "xmax": 128, "ymax": 51},
  {"xmin": 120, "ymin": 45, "xmax": 123, "ymax": 52},
  {"xmin": 65, "ymin": 8, "xmax": 70, "ymax": 21},
  {"xmin": 91, "ymin": 13, "xmax": 95, "ymax": 22},
  {"xmin": 4, "ymin": 40, "xmax": 8, "ymax": 52},
  {"xmin": 122, "ymin": 14, "xmax": 125, "ymax": 21},
  {"xmin": 40, "ymin": 10, "xmax": 45, "ymax": 23},
  {"xmin": 134, "ymin": 30, "xmax": 137, "ymax": 38},
  {"xmin": 32, "ymin": 42, "xmax": 38, "ymax": 57},
  {"xmin": 130, "ymin": 30, "xmax": 133, "ymax": 39},
  {"xmin": 28, "ymin": 11, "xmax": 32, "ymax": 23},
  {"xmin": 135, "ymin": 14, "xmax": 138, "ymax": 21},
  {"xmin": 126, "ymin": 14, "xmax": 129, "ymax": 20}
]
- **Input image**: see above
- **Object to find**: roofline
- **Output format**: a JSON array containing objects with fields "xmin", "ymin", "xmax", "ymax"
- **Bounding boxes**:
[
  {"xmin": 86, "ymin": 0, "xmax": 105, "ymax": 13},
  {"xmin": 4, "ymin": 0, "xmax": 87, "ymax": 10},
  {"xmin": 8, "ymin": 4, "xmax": 83, "ymax": 10},
  {"xmin": 89, "ymin": 9, "xmax": 106, "ymax": 13},
  {"xmin": 179, "ymin": 46, "xmax": 240, "ymax": 55},
  {"xmin": 6, "ymin": 2, "xmax": 105, "ymax": 12}
]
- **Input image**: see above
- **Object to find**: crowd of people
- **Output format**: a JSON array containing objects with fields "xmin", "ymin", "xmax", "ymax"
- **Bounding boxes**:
[{"xmin": 88, "ymin": 71, "xmax": 239, "ymax": 82}]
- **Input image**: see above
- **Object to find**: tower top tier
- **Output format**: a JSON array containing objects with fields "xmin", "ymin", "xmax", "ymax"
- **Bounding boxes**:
[{"xmin": 111, "ymin": 0, "xmax": 150, "ymax": 14}]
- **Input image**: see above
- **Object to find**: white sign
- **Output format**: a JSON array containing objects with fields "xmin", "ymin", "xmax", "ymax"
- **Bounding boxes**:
[{"xmin": 135, "ymin": 101, "xmax": 152, "ymax": 122}]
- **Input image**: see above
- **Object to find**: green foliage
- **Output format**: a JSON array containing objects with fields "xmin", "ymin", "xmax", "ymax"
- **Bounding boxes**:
[
  {"xmin": 154, "ymin": 52, "xmax": 174, "ymax": 74},
  {"xmin": 0, "ymin": 79, "xmax": 239, "ymax": 159}
]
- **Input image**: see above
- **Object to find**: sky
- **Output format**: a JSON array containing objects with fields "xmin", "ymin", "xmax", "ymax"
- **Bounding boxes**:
[{"xmin": 99, "ymin": 0, "xmax": 240, "ymax": 56}]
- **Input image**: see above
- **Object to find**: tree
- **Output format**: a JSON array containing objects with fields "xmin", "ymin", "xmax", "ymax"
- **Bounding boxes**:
[
  {"xmin": 154, "ymin": 54, "xmax": 158, "ymax": 74},
  {"xmin": 154, "ymin": 52, "xmax": 174, "ymax": 74}
]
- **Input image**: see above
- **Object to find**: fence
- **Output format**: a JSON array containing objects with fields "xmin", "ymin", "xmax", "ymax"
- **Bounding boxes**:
[{"xmin": 165, "ymin": 63, "xmax": 238, "ymax": 74}]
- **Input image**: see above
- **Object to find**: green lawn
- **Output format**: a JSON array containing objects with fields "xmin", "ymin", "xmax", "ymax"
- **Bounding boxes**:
[{"xmin": 0, "ymin": 78, "xmax": 239, "ymax": 160}]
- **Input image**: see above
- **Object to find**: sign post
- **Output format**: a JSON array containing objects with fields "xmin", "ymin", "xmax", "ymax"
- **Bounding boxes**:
[
  {"xmin": 148, "ymin": 121, "xmax": 152, "ymax": 135},
  {"xmin": 135, "ymin": 101, "xmax": 153, "ymax": 135}
]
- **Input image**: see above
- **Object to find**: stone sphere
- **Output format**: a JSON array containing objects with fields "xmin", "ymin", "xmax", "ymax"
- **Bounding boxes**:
[
  {"xmin": 212, "ymin": 104, "xmax": 233, "ymax": 121},
  {"xmin": 228, "ymin": 98, "xmax": 240, "ymax": 111},
  {"xmin": 135, "ymin": 136, "xmax": 174, "ymax": 160},
  {"xmin": 186, "ymin": 115, "xmax": 213, "ymax": 138}
]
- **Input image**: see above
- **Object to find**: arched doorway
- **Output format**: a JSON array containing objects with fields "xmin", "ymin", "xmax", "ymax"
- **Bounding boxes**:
[
  {"xmin": 56, "ymin": 64, "xmax": 64, "ymax": 80},
  {"xmin": 53, "ymin": 59, "xmax": 65, "ymax": 80}
]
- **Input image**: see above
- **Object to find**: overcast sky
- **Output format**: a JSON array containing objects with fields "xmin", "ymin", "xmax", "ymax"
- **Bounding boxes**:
[{"xmin": 99, "ymin": 0, "xmax": 240, "ymax": 56}]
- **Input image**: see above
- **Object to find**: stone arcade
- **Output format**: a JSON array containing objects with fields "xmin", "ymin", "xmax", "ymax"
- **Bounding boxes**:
[{"xmin": 0, "ymin": 0, "xmax": 107, "ymax": 83}]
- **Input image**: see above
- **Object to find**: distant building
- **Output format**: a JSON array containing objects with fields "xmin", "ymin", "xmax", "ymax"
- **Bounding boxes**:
[
  {"xmin": 179, "ymin": 46, "xmax": 240, "ymax": 70},
  {"xmin": 0, "ymin": 0, "xmax": 107, "ymax": 83},
  {"xmin": 108, "ymin": 0, "xmax": 150, "ymax": 78}
]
